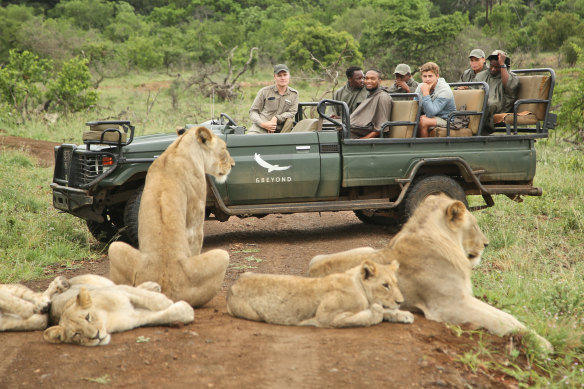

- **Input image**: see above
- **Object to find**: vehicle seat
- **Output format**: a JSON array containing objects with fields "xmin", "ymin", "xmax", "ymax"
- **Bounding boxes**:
[
  {"xmin": 291, "ymin": 118, "xmax": 322, "ymax": 133},
  {"xmin": 385, "ymin": 100, "xmax": 419, "ymax": 138},
  {"xmin": 434, "ymin": 89, "xmax": 485, "ymax": 137},
  {"xmin": 494, "ymin": 75, "xmax": 552, "ymax": 126}
]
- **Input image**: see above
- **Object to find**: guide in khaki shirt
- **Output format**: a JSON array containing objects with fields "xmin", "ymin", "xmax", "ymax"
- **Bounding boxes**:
[{"xmin": 248, "ymin": 64, "xmax": 299, "ymax": 134}]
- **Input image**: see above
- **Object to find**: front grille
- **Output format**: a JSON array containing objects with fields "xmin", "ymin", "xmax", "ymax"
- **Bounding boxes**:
[{"xmin": 53, "ymin": 146, "xmax": 116, "ymax": 188}]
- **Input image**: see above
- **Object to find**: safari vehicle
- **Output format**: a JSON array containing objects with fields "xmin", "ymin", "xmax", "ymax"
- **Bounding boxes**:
[{"xmin": 51, "ymin": 68, "xmax": 556, "ymax": 247}]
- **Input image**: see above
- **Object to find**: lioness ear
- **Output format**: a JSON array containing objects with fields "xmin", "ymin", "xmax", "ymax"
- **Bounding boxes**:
[
  {"xmin": 390, "ymin": 260, "xmax": 400, "ymax": 271},
  {"xmin": 361, "ymin": 260, "xmax": 378, "ymax": 280},
  {"xmin": 176, "ymin": 126, "xmax": 186, "ymax": 136},
  {"xmin": 44, "ymin": 326, "xmax": 65, "ymax": 344},
  {"xmin": 195, "ymin": 126, "xmax": 213, "ymax": 145},
  {"xmin": 446, "ymin": 201, "xmax": 466, "ymax": 227},
  {"xmin": 77, "ymin": 288, "xmax": 92, "ymax": 309}
]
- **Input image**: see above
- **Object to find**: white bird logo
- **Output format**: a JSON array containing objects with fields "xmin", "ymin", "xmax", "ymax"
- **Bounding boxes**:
[{"xmin": 254, "ymin": 153, "xmax": 291, "ymax": 172}]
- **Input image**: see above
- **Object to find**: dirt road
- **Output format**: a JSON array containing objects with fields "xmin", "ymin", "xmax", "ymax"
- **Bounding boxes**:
[{"xmin": 0, "ymin": 136, "xmax": 523, "ymax": 388}]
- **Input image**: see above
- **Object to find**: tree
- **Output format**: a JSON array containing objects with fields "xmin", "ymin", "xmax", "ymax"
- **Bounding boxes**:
[
  {"xmin": 282, "ymin": 18, "xmax": 362, "ymax": 71},
  {"xmin": 0, "ymin": 49, "xmax": 51, "ymax": 122},
  {"xmin": 47, "ymin": 57, "xmax": 98, "ymax": 114},
  {"xmin": 536, "ymin": 11, "xmax": 581, "ymax": 54},
  {"xmin": 0, "ymin": 4, "xmax": 39, "ymax": 60}
]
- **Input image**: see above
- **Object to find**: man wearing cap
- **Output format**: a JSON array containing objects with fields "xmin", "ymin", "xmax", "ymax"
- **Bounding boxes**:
[
  {"xmin": 349, "ymin": 69, "xmax": 393, "ymax": 139},
  {"xmin": 475, "ymin": 50, "xmax": 519, "ymax": 134},
  {"xmin": 457, "ymin": 49, "xmax": 487, "ymax": 89},
  {"xmin": 329, "ymin": 66, "xmax": 367, "ymax": 117},
  {"xmin": 388, "ymin": 64, "xmax": 418, "ymax": 100},
  {"xmin": 248, "ymin": 64, "xmax": 299, "ymax": 134}
]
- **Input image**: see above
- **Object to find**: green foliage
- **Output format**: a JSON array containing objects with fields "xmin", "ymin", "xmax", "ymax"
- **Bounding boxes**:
[
  {"xmin": 0, "ymin": 49, "xmax": 52, "ymax": 121},
  {"xmin": 48, "ymin": 0, "xmax": 115, "ymax": 30},
  {"xmin": 560, "ymin": 37, "xmax": 584, "ymax": 67},
  {"xmin": 0, "ymin": 4, "xmax": 39, "ymax": 59},
  {"xmin": 536, "ymin": 11, "xmax": 582, "ymax": 52},
  {"xmin": 123, "ymin": 35, "xmax": 165, "ymax": 70},
  {"xmin": 556, "ymin": 69, "xmax": 584, "ymax": 142},
  {"xmin": 362, "ymin": 12, "xmax": 467, "ymax": 72},
  {"xmin": 282, "ymin": 17, "xmax": 362, "ymax": 71},
  {"xmin": 47, "ymin": 57, "xmax": 98, "ymax": 113}
]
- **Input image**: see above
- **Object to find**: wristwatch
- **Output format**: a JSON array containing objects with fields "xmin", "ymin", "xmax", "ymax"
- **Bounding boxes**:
[{"xmin": 500, "ymin": 64, "xmax": 507, "ymax": 69}]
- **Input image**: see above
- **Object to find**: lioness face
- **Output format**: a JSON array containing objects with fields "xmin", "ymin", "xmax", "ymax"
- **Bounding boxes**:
[
  {"xmin": 192, "ymin": 126, "xmax": 235, "ymax": 184},
  {"xmin": 361, "ymin": 260, "xmax": 404, "ymax": 310},
  {"xmin": 43, "ymin": 288, "xmax": 110, "ymax": 346},
  {"xmin": 461, "ymin": 211, "xmax": 489, "ymax": 267}
]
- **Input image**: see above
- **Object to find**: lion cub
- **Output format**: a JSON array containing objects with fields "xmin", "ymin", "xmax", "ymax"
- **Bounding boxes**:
[
  {"xmin": 109, "ymin": 126, "xmax": 235, "ymax": 307},
  {"xmin": 0, "ymin": 276, "xmax": 69, "ymax": 331},
  {"xmin": 227, "ymin": 260, "xmax": 413, "ymax": 328},
  {"xmin": 44, "ymin": 274, "xmax": 194, "ymax": 346}
]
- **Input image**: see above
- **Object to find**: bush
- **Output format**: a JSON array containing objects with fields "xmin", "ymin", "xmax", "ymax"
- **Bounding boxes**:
[{"xmin": 47, "ymin": 57, "xmax": 98, "ymax": 113}]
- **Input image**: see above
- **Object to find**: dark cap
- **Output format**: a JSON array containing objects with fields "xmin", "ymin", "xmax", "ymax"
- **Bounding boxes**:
[
  {"xmin": 487, "ymin": 50, "xmax": 507, "ymax": 61},
  {"xmin": 273, "ymin": 64, "xmax": 289, "ymax": 74}
]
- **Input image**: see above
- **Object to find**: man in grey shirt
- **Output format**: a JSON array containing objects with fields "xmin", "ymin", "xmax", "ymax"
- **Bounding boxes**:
[
  {"xmin": 457, "ymin": 49, "xmax": 488, "ymax": 90},
  {"xmin": 248, "ymin": 64, "xmax": 299, "ymax": 134},
  {"xmin": 388, "ymin": 64, "xmax": 418, "ymax": 100},
  {"xmin": 349, "ymin": 70, "xmax": 393, "ymax": 139}
]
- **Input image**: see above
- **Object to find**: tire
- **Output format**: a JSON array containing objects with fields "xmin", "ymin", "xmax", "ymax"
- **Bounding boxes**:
[
  {"xmin": 354, "ymin": 209, "xmax": 401, "ymax": 230},
  {"xmin": 86, "ymin": 218, "xmax": 120, "ymax": 243},
  {"xmin": 123, "ymin": 185, "xmax": 143, "ymax": 248},
  {"xmin": 403, "ymin": 175, "xmax": 468, "ymax": 220}
]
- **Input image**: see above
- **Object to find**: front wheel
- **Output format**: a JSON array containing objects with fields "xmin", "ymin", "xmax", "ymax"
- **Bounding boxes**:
[
  {"xmin": 403, "ymin": 175, "xmax": 468, "ymax": 219},
  {"xmin": 123, "ymin": 185, "xmax": 144, "ymax": 248}
]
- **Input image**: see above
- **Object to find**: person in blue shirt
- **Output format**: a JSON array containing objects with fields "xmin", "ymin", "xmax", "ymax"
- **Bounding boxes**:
[{"xmin": 414, "ymin": 62, "xmax": 456, "ymax": 137}]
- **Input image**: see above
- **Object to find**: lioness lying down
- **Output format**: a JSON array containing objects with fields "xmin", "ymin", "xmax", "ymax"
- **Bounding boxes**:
[
  {"xmin": 44, "ymin": 274, "xmax": 194, "ymax": 346},
  {"xmin": 109, "ymin": 126, "xmax": 235, "ymax": 307},
  {"xmin": 227, "ymin": 260, "xmax": 414, "ymax": 328},
  {"xmin": 0, "ymin": 276, "xmax": 69, "ymax": 331},
  {"xmin": 308, "ymin": 194, "xmax": 552, "ymax": 351}
]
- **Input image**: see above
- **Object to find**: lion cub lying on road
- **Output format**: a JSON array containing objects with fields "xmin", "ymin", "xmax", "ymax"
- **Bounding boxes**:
[
  {"xmin": 109, "ymin": 126, "xmax": 235, "ymax": 307},
  {"xmin": 227, "ymin": 260, "xmax": 413, "ymax": 328},
  {"xmin": 44, "ymin": 274, "xmax": 194, "ymax": 346},
  {"xmin": 0, "ymin": 277, "xmax": 69, "ymax": 331},
  {"xmin": 308, "ymin": 194, "xmax": 552, "ymax": 351}
]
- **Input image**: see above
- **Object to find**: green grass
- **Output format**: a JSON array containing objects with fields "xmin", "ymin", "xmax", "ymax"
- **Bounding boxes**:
[
  {"xmin": 0, "ymin": 151, "xmax": 98, "ymax": 282},
  {"xmin": 1, "ymin": 69, "xmax": 583, "ymax": 386}
]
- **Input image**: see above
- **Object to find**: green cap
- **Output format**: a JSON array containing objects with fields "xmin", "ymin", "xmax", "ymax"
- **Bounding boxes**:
[
  {"xmin": 394, "ymin": 64, "xmax": 411, "ymax": 75},
  {"xmin": 469, "ymin": 49, "xmax": 485, "ymax": 58},
  {"xmin": 273, "ymin": 64, "xmax": 289, "ymax": 74}
]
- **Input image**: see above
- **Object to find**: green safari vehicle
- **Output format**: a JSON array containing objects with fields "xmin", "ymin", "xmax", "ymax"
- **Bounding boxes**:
[{"xmin": 51, "ymin": 69, "xmax": 556, "ymax": 247}]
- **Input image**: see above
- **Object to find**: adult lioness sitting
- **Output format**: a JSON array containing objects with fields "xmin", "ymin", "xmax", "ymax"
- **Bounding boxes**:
[
  {"xmin": 227, "ymin": 260, "xmax": 413, "ymax": 328},
  {"xmin": 108, "ymin": 126, "xmax": 235, "ymax": 307},
  {"xmin": 308, "ymin": 194, "xmax": 551, "ymax": 350},
  {"xmin": 0, "ymin": 276, "xmax": 69, "ymax": 331},
  {"xmin": 44, "ymin": 274, "xmax": 194, "ymax": 346}
]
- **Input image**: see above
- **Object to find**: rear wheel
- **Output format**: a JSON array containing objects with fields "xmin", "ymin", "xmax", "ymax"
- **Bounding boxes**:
[
  {"xmin": 354, "ymin": 209, "xmax": 401, "ymax": 230},
  {"xmin": 403, "ymin": 175, "xmax": 467, "ymax": 219}
]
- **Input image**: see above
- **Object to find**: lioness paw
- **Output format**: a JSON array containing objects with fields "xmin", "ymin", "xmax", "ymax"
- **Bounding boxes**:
[
  {"xmin": 137, "ymin": 281, "xmax": 162, "ymax": 293},
  {"xmin": 33, "ymin": 296, "xmax": 52, "ymax": 314},
  {"xmin": 383, "ymin": 309, "xmax": 414, "ymax": 324},
  {"xmin": 51, "ymin": 276, "xmax": 70, "ymax": 293}
]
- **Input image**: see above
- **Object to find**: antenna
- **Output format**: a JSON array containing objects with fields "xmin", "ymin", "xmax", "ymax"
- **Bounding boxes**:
[{"xmin": 211, "ymin": 87, "xmax": 215, "ymax": 123}]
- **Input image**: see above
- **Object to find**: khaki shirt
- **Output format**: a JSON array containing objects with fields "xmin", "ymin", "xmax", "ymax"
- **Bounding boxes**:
[
  {"xmin": 331, "ymin": 83, "xmax": 368, "ymax": 116},
  {"xmin": 459, "ymin": 65, "xmax": 488, "ymax": 83},
  {"xmin": 387, "ymin": 79, "xmax": 419, "ymax": 100},
  {"xmin": 349, "ymin": 87, "xmax": 393, "ymax": 138},
  {"xmin": 475, "ymin": 70, "xmax": 519, "ymax": 113},
  {"xmin": 249, "ymin": 85, "xmax": 299, "ymax": 133}
]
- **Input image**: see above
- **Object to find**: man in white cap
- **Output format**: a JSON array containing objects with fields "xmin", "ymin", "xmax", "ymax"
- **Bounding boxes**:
[
  {"xmin": 457, "ymin": 49, "xmax": 487, "ymax": 89},
  {"xmin": 475, "ymin": 50, "xmax": 519, "ymax": 134},
  {"xmin": 388, "ymin": 64, "xmax": 418, "ymax": 100},
  {"xmin": 248, "ymin": 64, "xmax": 299, "ymax": 134}
]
